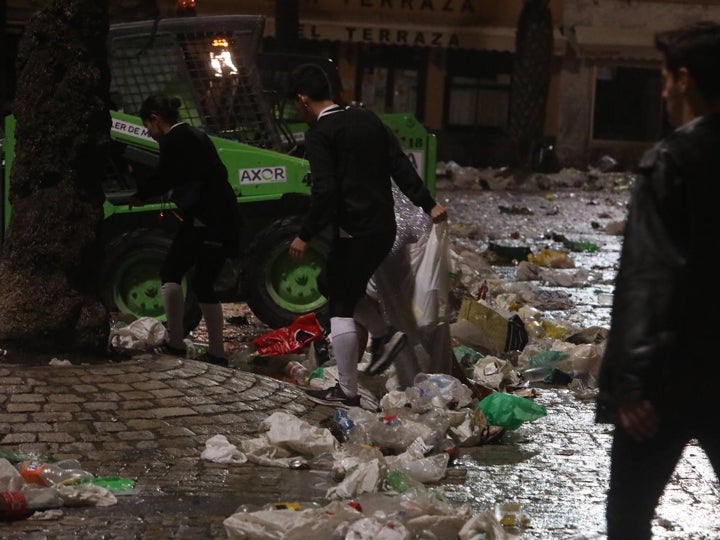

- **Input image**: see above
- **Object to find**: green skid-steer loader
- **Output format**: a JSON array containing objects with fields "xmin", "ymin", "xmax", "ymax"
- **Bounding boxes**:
[{"xmin": 1, "ymin": 15, "xmax": 437, "ymax": 332}]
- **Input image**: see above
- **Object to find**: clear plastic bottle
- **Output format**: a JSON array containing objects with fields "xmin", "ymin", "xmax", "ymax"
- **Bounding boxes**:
[
  {"xmin": 284, "ymin": 360, "xmax": 308, "ymax": 384},
  {"xmin": 228, "ymin": 342, "xmax": 258, "ymax": 366},
  {"xmin": 0, "ymin": 487, "xmax": 64, "ymax": 520},
  {"xmin": 18, "ymin": 460, "xmax": 94, "ymax": 487}
]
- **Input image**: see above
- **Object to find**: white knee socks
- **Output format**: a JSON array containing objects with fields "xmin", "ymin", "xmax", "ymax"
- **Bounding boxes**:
[
  {"xmin": 200, "ymin": 302, "xmax": 226, "ymax": 357},
  {"xmin": 330, "ymin": 316, "xmax": 359, "ymax": 398},
  {"xmin": 162, "ymin": 282, "xmax": 186, "ymax": 349}
]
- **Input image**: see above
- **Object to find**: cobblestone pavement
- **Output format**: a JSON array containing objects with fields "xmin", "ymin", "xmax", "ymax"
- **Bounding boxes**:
[
  {"xmin": 0, "ymin": 354, "xmax": 718, "ymax": 539},
  {"xmin": 1, "ymin": 182, "xmax": 719, "ymax": 539}
]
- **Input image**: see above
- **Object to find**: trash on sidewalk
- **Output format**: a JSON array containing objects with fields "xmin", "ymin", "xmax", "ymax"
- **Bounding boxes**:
[
  {"xmin": 201, "ymin": 434, "xmax": 248, "ymax": 464},
  {"xmin": 477, "ymin": 392, "xmax": 547, "ymax": 430},
  {"xmin": 454, "ymin": 297, "xmax": 528, "ymax": 354},
  {"xmin": 527, "ymin": 248, "xmax": 575, "ymax": 268},
  {"xmin": 251, "ymin": 313, "xmax": 325, "ymax": 357},
  {"xmin": 0, "ymin": 455, "xmax": 125, "ymax": 521},
  {"xmin": 222, "ymin": 411, "xmax": 338, "ymax": 469},
  {"xmin": 108, "ymin": 316, "xmax": 167, "ymax": 350},
  {"xmin": 227, "ymin": 314, "xmax": 323, "ymax": 383}
]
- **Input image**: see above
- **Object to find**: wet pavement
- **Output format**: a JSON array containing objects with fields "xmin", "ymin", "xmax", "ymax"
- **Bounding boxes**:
[{"xmin": 1, "ymin": 176, "xmax": 719, "ymax": 539}]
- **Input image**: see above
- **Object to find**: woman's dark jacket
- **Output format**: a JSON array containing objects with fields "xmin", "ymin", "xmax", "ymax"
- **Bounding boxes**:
[
  {"xmin": 596, "ymin": 113, "xmax": 720, "ymax": 423},
  {"xmin": 135, "ymin": 123, "xmax": 240, "ymax": 256}
]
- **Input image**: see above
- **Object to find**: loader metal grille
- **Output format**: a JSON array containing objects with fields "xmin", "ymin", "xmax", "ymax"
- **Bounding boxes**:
[{"xmin": 108, "ymin": 15, "xmax": 284, "ymax": 152}]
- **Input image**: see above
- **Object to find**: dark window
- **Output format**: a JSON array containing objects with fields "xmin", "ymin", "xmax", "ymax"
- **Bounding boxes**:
[
  {"xmin": 444, "ymin": 50, "xmax": 513, "ymax": 129},
  {"xmin": 355, "ymin": 45, "xmax": 426, "ymax": 118},
  {"xmin": 593, "ymin": 66, "xmax": 664, "ymax": 141},
  {"xmin": 447, "ymin": 75, "xmax": 510, "ymax": 128}
]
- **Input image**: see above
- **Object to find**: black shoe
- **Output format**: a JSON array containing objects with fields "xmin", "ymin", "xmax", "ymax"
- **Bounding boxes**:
[
  {"xmin": 197, "ymin": 352, "xmax": 229, "ymax": 367},
  {"xmin": 305, "ymin": 383, "xmax": 360, "ymax": 408},
  {"xmin": 154, "ymin": 343, "xmax": 187, "ymax": 357},
  {"xmin": 365, "ymin": 328, "xmax": 407, "ymax": 376}
]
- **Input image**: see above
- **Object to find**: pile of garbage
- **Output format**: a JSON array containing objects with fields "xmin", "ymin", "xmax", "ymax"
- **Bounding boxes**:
[
  {"xmin": 0, "ymin": 450, "xmax": 134, "ymax": 521},
  {"xmin": 197, "ymin": 367, "xmax": 547, "ymax": 539}
]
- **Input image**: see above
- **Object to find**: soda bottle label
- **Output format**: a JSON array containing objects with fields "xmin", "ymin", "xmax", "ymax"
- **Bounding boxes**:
[
  {"xmin": 0, "ymin": 491, "xmax": 30, "ymax": 520},
  {"xmin": 19, "ymin": 461, "xmax": 47, "ymax": 485}
]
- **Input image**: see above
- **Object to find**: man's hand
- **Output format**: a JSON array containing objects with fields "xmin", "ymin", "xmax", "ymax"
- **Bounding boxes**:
[
  {"xmin": 289, "ymin": 236, "xmax": 307, "ymax": 262},
  {"xmin": 429, "ymin": 203, "xmax": 448, "ymax": 223},
  {"xmin": 617, "ymin": 399, "xmax": 660, "ymax": 442}
]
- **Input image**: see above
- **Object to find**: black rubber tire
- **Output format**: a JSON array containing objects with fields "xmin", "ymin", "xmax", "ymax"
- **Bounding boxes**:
[
  {"xmin": 101, "ymin": 229, "xmax": 201, "ymax": 333},
  {"xmin": 245, "ymin": 217, "xmax": 330, "ymax": 329}
]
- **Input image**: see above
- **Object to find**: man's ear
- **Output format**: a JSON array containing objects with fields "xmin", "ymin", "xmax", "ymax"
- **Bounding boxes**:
[{"xmin": 676, "ymin": 66, "xmax": 691, "ymax": 93}]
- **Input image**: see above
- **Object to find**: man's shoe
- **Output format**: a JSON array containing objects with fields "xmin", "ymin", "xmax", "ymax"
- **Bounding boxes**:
[
  {"xmin": 305, "ymin": 383, "xmax": 360, "ymax": 408},
  {"xmin": 198, "ymin": 352, "xmax": 229, "ymax": 367},
  {"xmin": 365, "ymin": 328, "xmax": 407, "ymax": 376},
  {"xmin": 153, "ymin": 343, "xmax": 187, "ymax": 357}
]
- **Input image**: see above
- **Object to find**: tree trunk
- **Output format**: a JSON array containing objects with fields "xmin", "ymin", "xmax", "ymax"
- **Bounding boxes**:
[
  {"xmin": 508, "ymin": 0, "xmax": 553, "ymax": 170},
  {"xmin": 0, "ymin": 0, "xmax": 111, "ymax": 356}
]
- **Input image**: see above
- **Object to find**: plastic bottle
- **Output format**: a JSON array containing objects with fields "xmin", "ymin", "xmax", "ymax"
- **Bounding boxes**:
[
  {"xmin": 284, "ymin": 360, "xmax": 308, "ymax": 384},
  {"xmin": 18, "ymin": 460, "xmax": 94, "ymax": 487},
  {"xmin": 0, "ymin": 488, "xmax": 64, "ymax": 521},
  {"xmin": 333, "ymin": 409, "xmax": 355, "ymax": 441},
  {"xmin": 228, "ymin": 342, "xmax": 258, "ymax": 366}
]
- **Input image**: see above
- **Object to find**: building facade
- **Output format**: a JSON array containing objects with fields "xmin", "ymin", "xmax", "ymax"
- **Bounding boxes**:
[
  {"xmin": 153, "ymin": 0, "xmax": 566, "ymax": 167},
  {"xmin": 7, "ymin": 0, "xmax": 720, "ymax": 168},
  {"xmin": 558, "ymin": 0, "xmax": 720, "ymax": 168}
]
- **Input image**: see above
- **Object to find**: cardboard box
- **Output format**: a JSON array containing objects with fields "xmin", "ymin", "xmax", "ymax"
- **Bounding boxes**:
[{"xmin": 455, "ymin": 298, "xmax": 528, "ymax": 354}]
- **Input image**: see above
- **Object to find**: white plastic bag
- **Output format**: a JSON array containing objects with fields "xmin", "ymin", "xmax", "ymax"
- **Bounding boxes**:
[
  {"xmin": 109, "ymin": 317, "xmax": 168, "ymax": 349},
  {"xmin": 410, "ymin": 221, "xmax": 451, "ymax": 327}
]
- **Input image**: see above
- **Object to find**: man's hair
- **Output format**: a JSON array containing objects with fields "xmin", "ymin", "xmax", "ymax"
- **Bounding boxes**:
[
  {"xmin": 286, "ymin": 63, "xmax": 333, "ymax": 102},
  {"xmin": 139, "ymin": 95, "xmax": 182, "ymax": 123},
  {"xmin": 655, "ymin": 21, "xmax": 720, "ymax": 101}
]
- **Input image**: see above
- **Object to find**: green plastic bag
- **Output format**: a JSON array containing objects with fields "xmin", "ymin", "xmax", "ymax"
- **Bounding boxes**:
[{"xmin": 477, "ymin": 392, "xmax": 548, "ymax": 430}]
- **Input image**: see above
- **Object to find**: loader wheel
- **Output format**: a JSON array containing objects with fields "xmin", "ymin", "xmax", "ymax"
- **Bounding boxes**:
[
  {"xmin": 102, "ymin": 229, "xmax": 202, "ymax": 333},
  {"xmin": 246, "ymin": 217, "xmax": 329, "ymax": 329}
]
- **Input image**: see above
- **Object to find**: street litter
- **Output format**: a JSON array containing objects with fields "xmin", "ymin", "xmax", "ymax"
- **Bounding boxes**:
[
  {"xmin": 201, "ymin": 434, "xmax": 248, "ymax": 464},
  {"xmin": 210, "ymin": 365, "xmax": 547, "ymax": 538},
  {"xmin": 212, "ymin": 411, "xmax": 338, "ymax": 469},
  {"xmin": 455, "ymin": 298, "xmax": 529, "ymax": 354},
  {"xmin": 108, "ymin": 316, "xmax": 168, "ymax": 350},
  {"xmin": 477, "ymin": 392, "xmax": 548, "ymax": 430},
  {"xmin": 0, "ymin": 455, "xmax": 133, "ymax": 521}
]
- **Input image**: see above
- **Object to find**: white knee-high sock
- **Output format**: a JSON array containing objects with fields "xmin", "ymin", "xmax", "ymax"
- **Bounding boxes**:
[
  {"xmin": 330, "ymin": 316, "xmax": 358, "ymax": 397},
  {"xmin": 200, "ymin": 302, "xmax": 225, "ymax": 357},
  {"xmin": 162, "ymin": 282, "xmax": 186, "ymax": 349},
  {"xmin": 353, "ymin": 295, "xmax": 389, "ymax": 337}
]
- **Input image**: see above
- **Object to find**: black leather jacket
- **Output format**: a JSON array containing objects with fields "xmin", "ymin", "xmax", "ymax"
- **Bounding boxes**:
[{"xmin": 596, "ymin": 113, "xmax": 720, "ymax": 423}]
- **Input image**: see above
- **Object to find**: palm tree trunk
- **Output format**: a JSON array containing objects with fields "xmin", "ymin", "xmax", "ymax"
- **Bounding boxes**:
[
  {"xmin": 0, "ymin": 0, "xmax": 111, "ymax": 356},
  {"xmin": 508, "ymin": 0, "xmax": 553, "ymax": 170}
]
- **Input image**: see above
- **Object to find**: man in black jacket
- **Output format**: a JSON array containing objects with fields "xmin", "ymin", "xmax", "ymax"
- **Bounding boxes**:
[
  {"xmin": 596, "ymin": 22, "xmax": 720, "ymax": 539},
  {"xmin": 287, "ymin": 63, "xmax": 447, "ymax": 407}
]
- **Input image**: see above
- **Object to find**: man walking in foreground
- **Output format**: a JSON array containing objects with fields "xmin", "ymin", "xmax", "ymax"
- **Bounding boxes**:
[
  {"xmin": 596, "ymin": 21, "xmax": 720, "ymax": 539},
  {"xmin": 286, "ymin": 63, "xmax": 447, "ymax": 407}
]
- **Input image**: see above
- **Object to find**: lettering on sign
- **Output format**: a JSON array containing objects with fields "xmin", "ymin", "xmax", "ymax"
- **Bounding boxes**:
[
  {"xmin": 302, "ymin": 24, "xmax": 461, "ymax": 48},
  {"xmin": 110, "ymin": 119, "xmax": 154, "ymax": 142},
  {"xmin": 343, "ymin": 0, "xmax": 476, "ymax": 13},
  {"xmin": 238, "ymin": 167, "xmax": 288, "ymax": 185}
]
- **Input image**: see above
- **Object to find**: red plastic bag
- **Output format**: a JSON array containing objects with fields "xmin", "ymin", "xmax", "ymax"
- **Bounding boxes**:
[{"xmin": 252, "ymin": 313, "xmax": 324, "ymax": 356}]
